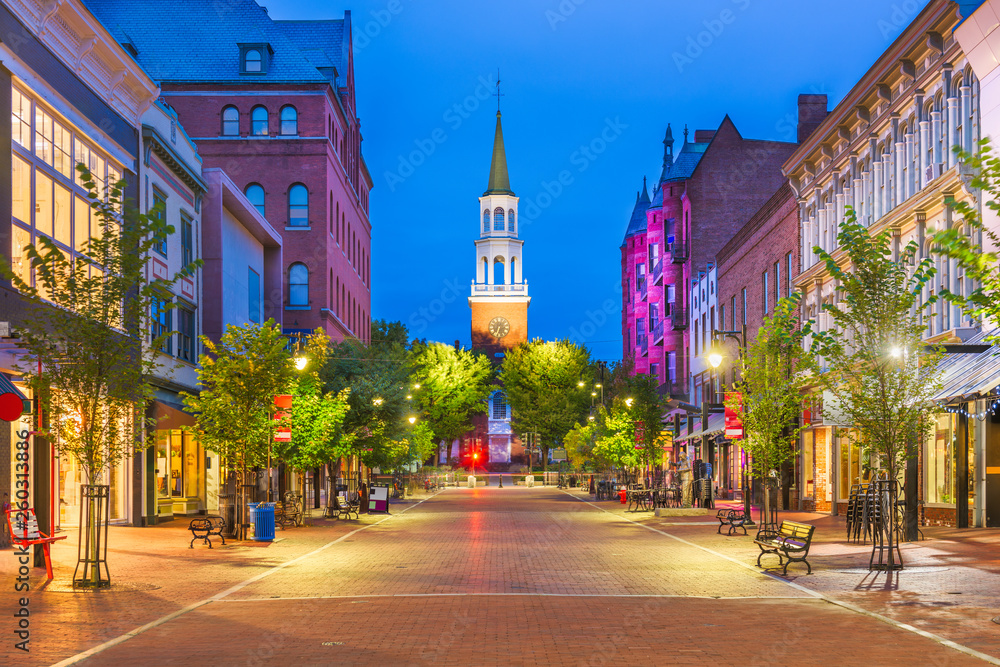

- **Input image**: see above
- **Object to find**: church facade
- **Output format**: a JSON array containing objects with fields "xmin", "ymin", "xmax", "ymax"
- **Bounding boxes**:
[{"xmin": 469, "ymin": 110, "xmax": 530, "ymax": 464}]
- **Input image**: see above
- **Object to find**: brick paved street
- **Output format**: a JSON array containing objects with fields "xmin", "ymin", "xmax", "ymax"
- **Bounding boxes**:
[{"xmin": 2, "ymin": 487, "xmax": 996, "ymax": 665}]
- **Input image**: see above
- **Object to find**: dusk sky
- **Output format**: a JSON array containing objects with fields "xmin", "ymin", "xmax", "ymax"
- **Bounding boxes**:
[{"xmin": 265, "ymin": 0, "xmax": 917, "ymax": 361}]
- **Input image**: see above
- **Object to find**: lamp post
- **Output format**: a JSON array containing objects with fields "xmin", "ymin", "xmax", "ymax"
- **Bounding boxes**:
[{"xmin": 707, "ymin": 325, "xmax": 753, "ymax": 526}]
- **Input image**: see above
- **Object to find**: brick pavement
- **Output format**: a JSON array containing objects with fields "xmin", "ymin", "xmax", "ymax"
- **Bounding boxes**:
[{"xmin": 0, "ymin": 487, "xmax": 995, "ymax": 665}]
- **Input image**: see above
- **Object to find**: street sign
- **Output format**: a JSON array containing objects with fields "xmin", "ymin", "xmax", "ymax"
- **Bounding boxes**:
[{"xmin": 724, "ymin": 392, "xmax": 743, "ymax": 439}]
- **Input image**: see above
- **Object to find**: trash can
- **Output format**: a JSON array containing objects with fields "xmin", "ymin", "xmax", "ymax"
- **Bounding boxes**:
[{"xmin": 249, "ymin": 502, "xmax": 275, "ymax": 542}]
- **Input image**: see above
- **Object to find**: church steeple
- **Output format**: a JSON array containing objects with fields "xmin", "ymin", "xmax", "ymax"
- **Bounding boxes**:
[{"xmin": 484, "ymin": 111, "xmax": 514, "ymax": 196}]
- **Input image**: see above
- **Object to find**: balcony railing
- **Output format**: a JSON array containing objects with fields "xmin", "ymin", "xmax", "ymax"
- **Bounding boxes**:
[
  {"xmin": 651, "ymin": 258, "xmax": 663, "ymax": 285},
  {"xmin": 471, "ymin": 281, "xmax": 529, "ymax": 296},
  {"xmin": 670, "ymin": 241, "xmax": 688, "ymax": 264},
  {"xmin": 652, "ymin": 318, "xmax": 664, "ymax": 344},
  {"xmin": 670, "ymin": 307, "xmax": 688, "ymax": 330}
]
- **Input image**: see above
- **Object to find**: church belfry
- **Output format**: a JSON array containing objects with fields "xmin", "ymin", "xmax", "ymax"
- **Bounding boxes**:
[{"xmin": 470, "ymin": 109, "xmax": 530, "ymax": 357}]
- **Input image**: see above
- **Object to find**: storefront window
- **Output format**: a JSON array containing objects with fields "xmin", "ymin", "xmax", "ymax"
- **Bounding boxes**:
[
  {"xmin": 155, "ymin": 431, "xmax": 169, "ymax": 498},
  {"xmin": 170, "ymin": 431, "xmax": 183, "ymax": 497},
  {"xmin": 156, "ymin": 429, "xmax": 204, "ymax": 503},
  {"xmin": 926, "ymin": 413, "xmax": 955, "ymax": 504},
  {"xmin": 838, "ymin": 429, "xmax": 863, "ymax": 499},
  {"xmin": 184, "ymin": 433, "xmax": 202, "ymax": 498},
  {"xmin": 801, "ymin": 430, "xmax": 814, "ymax": 498}
]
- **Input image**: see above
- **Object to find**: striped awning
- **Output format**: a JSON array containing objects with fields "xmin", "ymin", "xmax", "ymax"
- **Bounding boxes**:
[
  {"xmin": 673, "ymin": 412, "xmax": 725, "ymax": 442},
  {"xmin": 932, "ymin": 330, "xmax": 1000, "ymax": 404}
]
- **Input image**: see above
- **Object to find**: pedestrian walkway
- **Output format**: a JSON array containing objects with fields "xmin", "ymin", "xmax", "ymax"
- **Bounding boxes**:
[{"xmin": 1, "ymin": 488, "xmax": 993, "ymax": 665}]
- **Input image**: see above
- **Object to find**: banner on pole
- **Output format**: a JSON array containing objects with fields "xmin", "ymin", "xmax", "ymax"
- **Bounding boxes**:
[{"xmin": 724, "ymin": 392, "xmax": 743, "ymax": 439}]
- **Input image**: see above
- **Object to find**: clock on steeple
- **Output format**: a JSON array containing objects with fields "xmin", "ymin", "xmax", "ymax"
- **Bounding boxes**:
[{"xmin": 469, "ymin": 106, "xmax": 529, "ymax": 358}]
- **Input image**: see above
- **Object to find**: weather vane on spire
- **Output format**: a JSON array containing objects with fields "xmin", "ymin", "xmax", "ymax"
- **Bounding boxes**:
[{"xmin": 493, "ymin": 68, "xmax": 504, "ymax": 113}]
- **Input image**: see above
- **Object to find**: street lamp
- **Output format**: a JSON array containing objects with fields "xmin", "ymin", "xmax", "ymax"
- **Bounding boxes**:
[
  {"xmin": 708, "ymin": 326, "xmax": 753, "ymax": 526},
  {"xmin": 625, "ymin": 397, "xmax": 634, "ymax": 408},
  {"xmin": 408, "ymin": 415, "xmax": 416, "ymax": 425}
]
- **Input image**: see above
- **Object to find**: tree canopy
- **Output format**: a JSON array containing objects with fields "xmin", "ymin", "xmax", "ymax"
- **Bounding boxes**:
[{"xmin": 409, "ymin": 341, "xmax": 493, "ymax": 444}]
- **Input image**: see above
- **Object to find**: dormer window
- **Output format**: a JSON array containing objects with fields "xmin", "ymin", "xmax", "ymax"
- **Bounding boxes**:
[{"xmin": 239, "ymin": 43, "xmax": 272, "ymax": 75}]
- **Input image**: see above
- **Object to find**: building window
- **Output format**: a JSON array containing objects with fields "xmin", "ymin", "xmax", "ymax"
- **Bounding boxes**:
[
  {"xmin": 635, "ymin": 263, "xmax": 646, "ymax": 291},
  {"xmin": 774, "ymin": 261, "xmax": 781, "ymax": 302},
  {"xmin": 509, "ymin": 209, "xmax": 516, "ymax": 234},
  {"xmin": 483, "ymin": 210, "xmax": 489, "ymax": 233},
  {"xmin": 178, "ymin": 308, "xmax": 195, "ymax": 362},
  {"xmin": 221, "ymin": 106, "xmax": 239, "ymax": 136},
  {"xmin": 667, "ymin": 352, "xmax": 677, "ymax": 383},
  {"xmin": 730, "ymin": 296, "xmax": 736, "ymax": 329},
  {"xmin": 12, "ymin": 87, "xmax": 31, "ymax": 148},
  {"xmin": 289, "ymin": 263, "xmax": 308, "ymax": 306},
  {"xmin": 665, "ymin": 218, "xmax": 676, "ymax": 244},
  {"xmin": 288, "ymin": 184, "xmax": 309, "ymax": 227},
  {"xmin": 152, "ymin": 191, "xmax": 167, "ymax": 256},
  {"xmin": 786, "ymin": 252, "xmax": 793, "ymax": 297},
  {"xmin": 181, "ymin": 215, "xmax": 193, "ymax": 267},
  {"xmin": 650, "ymin": 363, "xmax": 659, "ymax": 379},
  {"xmin": 251, "ymin": 106, "xmax": 268, "ymax": 136},
  {"xmin": 245, "ymin": 183, "xmax": 265, "ymax": 217},
  {"xmin": 741, "ymin": 288, "xmax": 747, "ymax": 326},
  {"xmin": 240, "ymin": 44, "xmax": 270, "ymax": 74},
  {"xmin": 280, "ymin": 106, "xmax": 298, "ymax": 136},
  {"xmin": 248, "ymin": 267, "xmax": 261, "ymax": 323},
  {"xmin": 636, "ymin": 317, "xmax": 645, "ymax": 345},
  {"xmin": 491, "ymin": 392, "xmax": 507, "ymax": 420},
  {"xmin": 152, "ymin": 297, "xmax": 172, "ymax": 355},
  {"xmin": 762, "ymin": 271, "xmax": 769, "ymax": 315},
  {"xmin": 494, "ymin": 207, "xmax": 505, "ymax": 231},
  {"xmin": 35, "ymin": 105, "xmax": 72, "ymax": 178}
]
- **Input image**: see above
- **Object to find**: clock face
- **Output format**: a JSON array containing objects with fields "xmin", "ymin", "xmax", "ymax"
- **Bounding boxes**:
[{"xmin": 488, "ymin": 316, "xmax": 510, "ymax": 339}]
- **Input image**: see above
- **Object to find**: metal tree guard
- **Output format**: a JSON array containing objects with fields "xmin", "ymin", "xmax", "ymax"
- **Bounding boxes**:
[
  {"xmin": 73, "ymin": 484, "xmax": 110, "ymax": 588},
  {"xmin": 869, "ymin": 476, "xmax": 904, "ymax": 571}
]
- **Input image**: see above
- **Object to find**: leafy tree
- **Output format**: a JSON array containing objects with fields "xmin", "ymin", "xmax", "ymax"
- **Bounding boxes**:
[
  {"xmin": 500, "ymin": 339, "xmax": 592, "ymax": 471},
  {"xmin": 564, "ymin": 419, "xmax": 598, "ymax": 468},
  {"xmin": 606, "ymin": 359, "xmax": 667, "ymax": 469},
  {"xmin": 409, "ymin": 341, "xmax": 493, "ymax": 449},
  {"xmin": 0, "ymin": 166, "xmax": 196, "ymax": 582},
  {"xmin": 810, "ymin": 210, "xmax": 942, "ymax": 549},
  {"xmin": 726, "ymin": 294, "xmax": 813, "ymax": 527},
  {"xmin": 183, "ymin": 320, "xmax": 294, "ymax": 538},
  {"xmin": 321, "ymin": 319, "xmax": 413, "ymax": 471},
  {"xmin": 930, "ymin": 138, "xmax": 1000, "ymax": 338},
  {"xmin": 592, "ymin": 399, "xmax": 644, "ymax": 470},
  {"xmin": 274, "ymin": 329, "xmax": 353, "ymax": 489}
]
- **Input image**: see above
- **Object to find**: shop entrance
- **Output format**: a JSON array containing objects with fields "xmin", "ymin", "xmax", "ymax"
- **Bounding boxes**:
[{"xmin": 986, "ymin": 414, "xmax": 1000, "ymax": 527}]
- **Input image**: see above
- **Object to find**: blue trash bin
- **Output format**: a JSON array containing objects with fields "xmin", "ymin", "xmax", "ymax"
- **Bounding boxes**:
[{"xmin": 249, "ymin": 502, "xmax": 275, "ymax": 542}]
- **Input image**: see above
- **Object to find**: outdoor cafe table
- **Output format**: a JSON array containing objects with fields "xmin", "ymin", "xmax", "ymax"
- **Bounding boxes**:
[{"xmin": 626, "ymin": 488, "xmax": 653, "ymax": 512}]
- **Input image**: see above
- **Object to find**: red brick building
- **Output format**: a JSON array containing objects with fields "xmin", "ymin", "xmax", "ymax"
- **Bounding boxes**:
[{"xmin": 88, "ymin": 0, "xmax": 373, "ymax": 342}]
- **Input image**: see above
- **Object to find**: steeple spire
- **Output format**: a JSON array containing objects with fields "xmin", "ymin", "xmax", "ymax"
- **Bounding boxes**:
[
  {"xmin": 639, "ymin": 175, "xmax": 649, "ymax": 204},
  {"xmin": 663, "ymin": 124, "xmax": 674, "ymax": 164},
  {"xmin": 485, "ymin": 111, "xmax": 514, "ymax": 196}
]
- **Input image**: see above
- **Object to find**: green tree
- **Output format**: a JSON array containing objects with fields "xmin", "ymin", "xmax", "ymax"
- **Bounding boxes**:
[
  {"xmin": 607, "ymin": 359, "xmax": 667, "ymax": 469},
  {"xmin": 727, "ymin": 294, "xmax": 813, "ymax": 528},
  {"xmin": 409, "ymin": 341, "xmax": 493, "ymax": 450},
  {"xmin": 321, "ymin": 319, "xmax": 413, "ymax": 471},
  {"xmin": 1, "ymin": 166, "xmax": 197, "ymax": 583},
  {"xmin": 930, "ymin": 139, "xmax": 1000, "ymax": 338},
  {"xmin": 183, "ymin": 320, "xmax": 294, "ymax": 539},
  {"xmin": 499, "ymin": 339, "xmax": 592, "ymax": 471},
  {"xmin": 811, "ymin": 210, "xmax": 942, "ymax": 550},
  {"xmin": 592, "ymin": 399, "xmax": 644, "ymax": 471},
  {"xmin": 275, "ymin": 330, "xmax": 353, "ymax": 492},
  {"xmin": 564, "ymin": 419, "xmax": 598, "ymax": 468}
]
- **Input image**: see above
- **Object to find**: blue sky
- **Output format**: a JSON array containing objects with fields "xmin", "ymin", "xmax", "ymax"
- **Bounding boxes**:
[{"xmin": 263, "ymin": 0, "xmax": 919, "ymax": 360}]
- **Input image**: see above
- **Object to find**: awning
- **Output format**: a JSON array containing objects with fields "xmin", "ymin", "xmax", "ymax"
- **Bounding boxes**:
[
  {"xmin": 932, "ymin": 330, "xmax": 1000, "ymax": 404},
  {"xmin": 152, "ymin": 400, "xmax": 196, "ymax": 430},
  {"xmin": 674, "ymin": 412, "xmax": 725, "ymax": 442}
]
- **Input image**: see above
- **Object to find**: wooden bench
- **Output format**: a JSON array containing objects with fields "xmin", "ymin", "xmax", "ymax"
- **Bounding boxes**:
[
  {"xmin": 274, "ymin": 493, "xmax": 302, "ymax": 528},
  {"xmin": 754, "ymin": 520, "xmax": 816, "ymax": 575},
  {"xmin": 5, "ymin": 507, "xmax": 67, "ymax": 580},
  {"xmin": 716, "ymin": 509, "xmax": 750, "ymax": 536},
  {"xmin": 188, "ymin": 516, "xmax": 226, "ymax": 549},
  {"xmin": 329, "ymin": 492, "xmax": 359, "ymax": 520}
]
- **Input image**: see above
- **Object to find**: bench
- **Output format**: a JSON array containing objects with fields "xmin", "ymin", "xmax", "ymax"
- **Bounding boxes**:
[
  {"xmin": 274, "ymin": 493, "xmax": 302, "ymax": 528},
  {"xmin": 716, "ymin": 508, "xmax": 750, "ymax": 536},
  {"xmin": 753, "ymin": 520, "xmax": 816, "ymax": 575},
  {"xmin": 189, "ymin": 516, "xmax": 226, "ymax": 549},
  {"xmin": 5, "ymin": 507, "xmax": 67, "ymax": 580},
  {"xmin": 330, "ymin": 492, "xmax": 359, "ymax": 520}
]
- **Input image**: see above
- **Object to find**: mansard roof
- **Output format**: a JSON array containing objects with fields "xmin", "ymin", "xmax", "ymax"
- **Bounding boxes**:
[{"xmin": 85, "ymin": 0, "xmax": 343, "ymax": 84}]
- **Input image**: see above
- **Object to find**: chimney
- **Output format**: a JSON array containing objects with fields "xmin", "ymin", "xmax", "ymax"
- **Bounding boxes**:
[
  {"xmin": 797, "ymin": 94, "xmax": 828, "ymax": 143},
  {"xmin": 693, "ymin": 130, "xmax": 716, "ymax": 143}
]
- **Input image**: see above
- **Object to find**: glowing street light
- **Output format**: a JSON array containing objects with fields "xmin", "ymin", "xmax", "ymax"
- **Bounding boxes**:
[
  {"xmin": 408, "ymin": 415, "xmax": 417, "ymax": 425},
  {"xmin": 625, "ymin": 397, "xmax": 634, "ymax": 408},
  {"xmin": 294, "ymin": 356, "xmax": 308, "ymax": 371},
  {"xmin": 373, "ymin": 397, "xmax": 384, "ymax": 406}
]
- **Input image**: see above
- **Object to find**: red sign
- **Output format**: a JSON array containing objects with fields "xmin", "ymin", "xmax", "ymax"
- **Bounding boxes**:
[
  {"xmin": 274, "ymin": 395, "xmax": 292, "ymax": 442},
  {"xmin": 725, "ymin": 392, "xmax": 743, "ymax": 439}
]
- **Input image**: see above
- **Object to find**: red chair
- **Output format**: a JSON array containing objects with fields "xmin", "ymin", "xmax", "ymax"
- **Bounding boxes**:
[{"xmin": 5, "ymin": 507, "xmax": 67, "ymax": 580}]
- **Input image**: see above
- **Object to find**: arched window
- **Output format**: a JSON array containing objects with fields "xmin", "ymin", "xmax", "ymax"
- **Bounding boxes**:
[
  {"xmin": 288, "ymin": 184, "xmax": 308, "ymax": 227},
  {"xmin": 289, "ymin": 263, "xmax": 308, "ymax": 306},
  {"xmin": 493, "ymin": 207, "xmax": 505, "ymax": 231},
  {"xmin": 510, "ymin": 256, "xmax": 518, "ymax": 284},
  {"xmin": 245, "ymin": 183, "xmax": 265, "ymax": 217},
  {"xmin": 245, "ymin": 48, "xmax": 262, "ymax": 72},
  {"xmin": 483, "ymin": 210, "xmax": 489, "ymax": 233},
  {"xmin": 491, "ymin": 392, "xmax": 507, "ymax": 420},
  {"xmin": 280, "ymin": 106, "xmax": 298, "ymax": 135},
  {"xmin": 509, "ymin": 209, "xmax": 515, "ymax": 233},
  {"xmin": 251, "ymin": 106, "xmax": 268, "ymax": 136},
  {"xmin": 222, "ymin": 106, "xmax": 239, "ymax": 136},
  {"xmin": 493, "ymin": 256, "xmax": 505, "ymax": 285}
]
